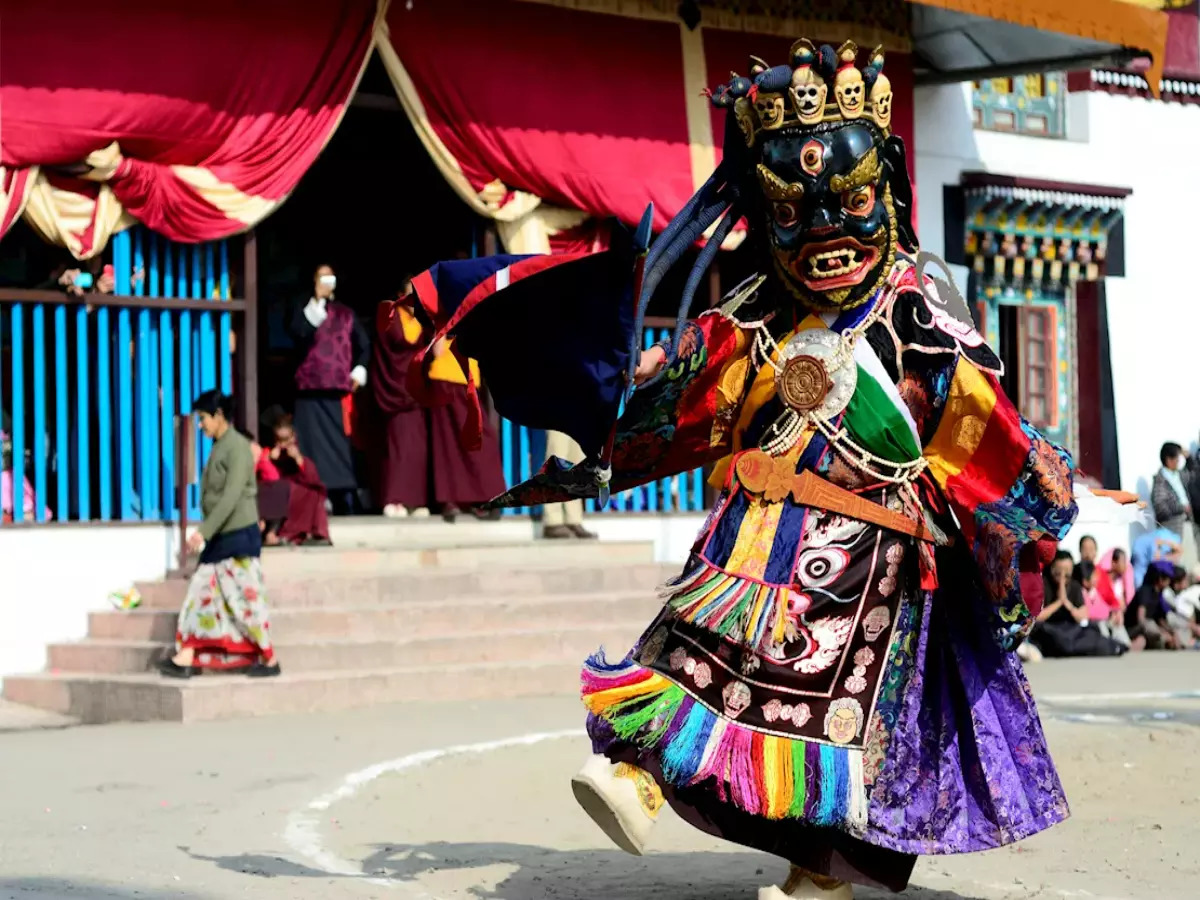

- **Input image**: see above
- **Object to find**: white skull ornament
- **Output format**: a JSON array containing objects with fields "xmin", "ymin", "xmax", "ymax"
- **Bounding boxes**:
[
  {"xmin": 833, "ymin": 41, "xmax": 865, "ymax": 120},
  {"xmin": 870, "ymin": 72, "xmax": 893, "ymax": 131},
  {"xmin": 722, "ymin": 681, "xmax": 753, "ymax": 719},
  {"xmin": 754, "ymin": 93, "xmax": 786, "ymax": 131},
  {"xmin": 789, "ymin": 68, "xmax": 827, "ymax": 126},
  {"xmin": 862, "ymin": 606, "xmax": 891, "ymax": 642}
]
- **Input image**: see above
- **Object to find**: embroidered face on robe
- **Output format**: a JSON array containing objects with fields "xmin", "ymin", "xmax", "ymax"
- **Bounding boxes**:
[{"xmin": 756, "ymin": 122, "xmax": 896, "ymax": 312}]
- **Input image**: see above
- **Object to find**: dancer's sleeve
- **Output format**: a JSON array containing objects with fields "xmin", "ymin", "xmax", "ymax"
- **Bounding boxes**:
[
  {"xmin": 483, "ymin": 310, "xmax": 755, "ymax": 509},
  {"xmin": 609, "ymin": 311, "xmax": 754, "ymax": 486},
  {"xmin": 922, "ymin": 355, "xmax": 1078, "ymax": 648}
]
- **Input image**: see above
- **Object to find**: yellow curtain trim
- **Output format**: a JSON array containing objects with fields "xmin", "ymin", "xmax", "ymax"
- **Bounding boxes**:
[
  {"xmin": 22, "ymin": 176, "xmax": 136, "ymax": 261},
  {"xmin": 680, "ymin": 23, "xmax": 717, "ymax": 196},
  {"xmin": 169, "ymin": 166, "xmax": 280, "ymax": 226}
]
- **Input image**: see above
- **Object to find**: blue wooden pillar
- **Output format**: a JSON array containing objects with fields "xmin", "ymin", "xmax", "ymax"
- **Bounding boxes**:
[
  {"xmin": 10, "ymin": 303, "xmax": 24, "ymax": 523},
  {"xmin": 113, "ymin": 231, "xmax": 135, "ymax": 519}
]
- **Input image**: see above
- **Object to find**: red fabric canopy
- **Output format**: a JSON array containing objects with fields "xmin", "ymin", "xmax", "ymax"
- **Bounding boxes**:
[
  {"xmin": 386, "ymin": 0, "xmax": 697, "ymax": 235},
  {"xmin": 386, "ymin": 0, "xmax": 915, "ymax": 235},
  {"xmin": 0, "ymin": 0, "xmax": 377, "ymax": 250},
  {"xmin": 2, "ymin": 0, "xmax": 916, "ymax": 254}
]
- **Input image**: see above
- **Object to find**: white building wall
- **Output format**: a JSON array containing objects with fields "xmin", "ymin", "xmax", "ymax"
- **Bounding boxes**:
[
  {"xmin": 0, "ymin": 524, "xmax": 179, "ymax": 678},
  {"xmin": 914, "ymin": 83, "xmax": 1200, "ymax": 495}
]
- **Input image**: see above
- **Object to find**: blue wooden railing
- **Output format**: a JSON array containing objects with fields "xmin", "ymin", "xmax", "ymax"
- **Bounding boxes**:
[
  {"xmin": 2, "ymin": 234, "xmax": 702, "ymax": 524},
  {"xmin": 497, "ymin": 324, "xmax": 708, "ymax": 516},
  {"xmin": 1, "ymin": 227, "xmax": 236, "ymax": 525}
]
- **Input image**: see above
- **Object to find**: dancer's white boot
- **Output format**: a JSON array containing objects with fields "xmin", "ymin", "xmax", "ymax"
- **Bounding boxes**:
[
  {"xmin": 758, "ymin": 866, "xmax": 854, "ymax": 900},
  {"xmin": 570, "ymin": 754, "xmax": 664, "ymax": 855}
]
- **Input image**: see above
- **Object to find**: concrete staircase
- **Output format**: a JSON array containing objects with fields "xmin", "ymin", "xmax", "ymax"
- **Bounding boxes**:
[{"xmin": 3, "ymin": 522, "xmax": 671, "ymax": 724}]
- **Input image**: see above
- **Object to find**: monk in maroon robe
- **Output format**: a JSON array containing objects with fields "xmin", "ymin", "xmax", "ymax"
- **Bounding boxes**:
[
  {"xmin": 371, "ymin": 288, "xmax": 506, "ymax": 521},
  {"xmin": 370, "ymin": 288, "xmax": 432, "ymax": 517},
  {"xmin": 426, "ymin": 352, "xmax": 507, "ymax": 520}
]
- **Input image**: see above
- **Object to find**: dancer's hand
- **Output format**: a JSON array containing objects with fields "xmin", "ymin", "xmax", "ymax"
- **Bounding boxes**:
[{"xmin": 633, "ymin": 346, "xmax": 667, "ymax": 385}]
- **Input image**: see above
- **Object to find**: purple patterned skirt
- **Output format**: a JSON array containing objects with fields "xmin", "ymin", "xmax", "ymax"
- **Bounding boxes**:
[{"xmin": 584, "ymin": 538, "xmax": 1068, "ymax": 892}]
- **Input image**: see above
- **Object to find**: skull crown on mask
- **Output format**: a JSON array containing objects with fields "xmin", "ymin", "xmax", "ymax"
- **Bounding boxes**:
[{"xmin": 701, "ymin": 39, "xmax": 916, "ymax": 314}]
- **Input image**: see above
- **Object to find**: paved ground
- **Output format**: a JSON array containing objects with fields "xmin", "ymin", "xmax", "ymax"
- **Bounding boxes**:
[
  {"xmin": 1, "ymin": 654, "xmax": 1199, "ymax": 900},
  {"xmin": 0, "ymin": 700, "xmax": 77, "ymax": 734}
]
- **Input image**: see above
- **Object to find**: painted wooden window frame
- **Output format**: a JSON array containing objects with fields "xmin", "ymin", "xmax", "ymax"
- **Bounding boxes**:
[
  {"xmin": 1020, "ymin": 303, "xmax": 1059, "ymax": 431},
  {"xmin": 972, "ymin": 72, "xmax": 1068, "ymax": 139}
]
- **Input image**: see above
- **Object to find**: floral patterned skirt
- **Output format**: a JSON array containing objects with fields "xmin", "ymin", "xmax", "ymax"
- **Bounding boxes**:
[{"xmin": 177, "ymin": 556, "xmax": 274, "ymax": 669}]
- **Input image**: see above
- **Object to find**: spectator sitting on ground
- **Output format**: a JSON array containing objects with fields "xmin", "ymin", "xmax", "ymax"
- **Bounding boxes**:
[
  {"xmin": 1, "ymin": 425, "xmax": 50, "ymax": 522},
  {"xmin": 1079, "ymin": 559, "xmax": 1132, "ymax": 649},
  {"xmin": 1126, "ymin": 561, "xmax": 1176, "ymax": 650},
  {"xmin": 1163, "ymin": 565, "xmax": 1200, "ymax": 647},
  {"xmin": 1079, "ymin": 560, "xmax": 1108, "ymax": 622},
  {"xmin": 1131, "ymin": 527, "xmax": 1182, "ymax": 588},
  {"xmin": 1096, "ymin": 547, "xmax": 1132, "ymax": 610},
  {"xmin": 1028, "ymin": 551, "xmax": 1125, "ymax": 658},
  {"xmin": 1077, "ymin": 534, "xmax": 1098, "ymax": 566},
  {"xmin": 1169, "ymin": 564, "xmax": 1200, "ymax": 624}
]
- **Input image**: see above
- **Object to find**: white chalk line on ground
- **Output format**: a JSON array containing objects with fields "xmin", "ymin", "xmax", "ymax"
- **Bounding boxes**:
[
  {"xmin": 283, "ymin": 729, "xmax": 585, "ymax": 895},
  {"xmin": 283, "ymin": 728, "xmax": 1132, "ymax": 900},
  {"xmin": 1040, "ymin": 689, "xmax": 1200, "ymax": 705}
]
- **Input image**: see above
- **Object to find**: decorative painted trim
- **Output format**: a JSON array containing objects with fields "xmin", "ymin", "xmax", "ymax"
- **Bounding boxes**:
[
  {"xmin": 961, "ymin": 171, "xmax": 1131, "ymax": 201},
  {"xmin": 1080, "ymin": 68, "xmax": 1200, "ymax": 104},
  {"xmin": 510, "ymin": 0, "xmax": 911, "ymax": 49},
  {"xmin": 961, "ymin": 176, "xmax": 1126, "ymax": 286}
]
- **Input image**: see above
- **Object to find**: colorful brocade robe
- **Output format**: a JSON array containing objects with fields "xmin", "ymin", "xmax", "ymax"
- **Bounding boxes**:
[{"xmin": 582, "ymin": 258, "xmax": 1077, "ymax": 849}]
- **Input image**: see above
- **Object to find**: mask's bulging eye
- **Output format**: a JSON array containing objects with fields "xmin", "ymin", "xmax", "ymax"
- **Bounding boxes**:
[
  {"xmin": 801, "ymin": 140, "xmax": 824, "ymax": 176},
  {"xmin": 774, "ymin": 202, "xmax": 799, "ymax": 228},
  {"xmin": 842, "ymin": 186, "xmax": 874, "ymax": 217}
]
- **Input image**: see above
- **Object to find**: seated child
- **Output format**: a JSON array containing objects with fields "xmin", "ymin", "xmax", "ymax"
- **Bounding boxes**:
[{"xmin": 269, "ymin": 415, "xmax": 331, "ymax": 546}]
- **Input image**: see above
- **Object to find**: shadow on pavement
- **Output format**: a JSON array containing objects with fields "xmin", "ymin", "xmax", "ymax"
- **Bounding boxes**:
[
  {"xmin": 179, "ymin": 846, "xmax": 341, "ymax": 879},
  {"xmin": 352, "ymin": 841, "xmax": 989, "ymax": 900},
  {"xmin": 0, "ymin": 878, "xmax": 213, "ymax": 899}
]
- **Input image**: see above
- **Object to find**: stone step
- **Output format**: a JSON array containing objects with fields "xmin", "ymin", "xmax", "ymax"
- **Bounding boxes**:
[
  {"xmin": 259, "ymin": 539, "xmax": 654, "ymax": 578},
  {"xmin": 47, "ymin": 621, "xmax": 647, "ymax": 675},
  {"xmin": 133, "ymin": 561, "xmax": 677, "ymax": 609},
  {"xmin": 88, "ymin": 592, "xmax": 662, "ymax": 643},
  {"xmin": 327, "ymin": 517, "xmax": 535, "ymax": 548},
  {"xmin": 4, "ymin": 660, "xmax": 594, "ymax": 724}
]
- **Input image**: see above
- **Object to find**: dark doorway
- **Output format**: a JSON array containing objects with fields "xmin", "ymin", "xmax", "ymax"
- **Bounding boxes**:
[
  {"xmin": 997, "ymin": 302, "xmax": 1020, "ymax": 404},
  {"xmin": 254, "ymin": 53, "xmax": 484, "ymax": 419}
]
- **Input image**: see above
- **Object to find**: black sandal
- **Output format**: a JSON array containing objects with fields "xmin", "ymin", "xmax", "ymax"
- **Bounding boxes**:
[
  {"xmin": 246, "ymin": 662, "xmax": 282, "ymax": 678},
  {"xmin": 157, "ymin": 658, "xmax": 197, "ymax": 679}
]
